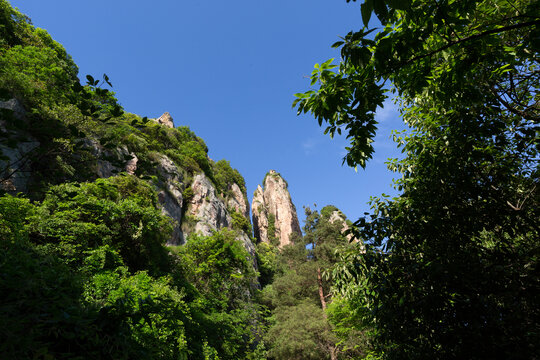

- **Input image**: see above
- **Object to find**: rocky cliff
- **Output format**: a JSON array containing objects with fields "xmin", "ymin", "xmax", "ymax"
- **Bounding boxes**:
[
  {"xmin": 0, "ymin": 102, "xmax": 255, "ymax": 257},
  {"xmin": 325, "ymin": 206, "xmax": 355, "ymax": 243},
  {"xmin": 323, "ymin": 205, "xmax": 364, "ymax": 251},
  {"xmin": 252, "ymin": 170, "xmax": 302, "ymax": 247},
  {"xmin": 182, "ymin": 172, "xmax": 255, "ymax": 255}
]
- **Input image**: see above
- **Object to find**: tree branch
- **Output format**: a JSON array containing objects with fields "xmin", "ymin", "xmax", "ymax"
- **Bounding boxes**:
[{"xmin": 385, "ymin": 19, "xmax": 540, "ymax": 76}]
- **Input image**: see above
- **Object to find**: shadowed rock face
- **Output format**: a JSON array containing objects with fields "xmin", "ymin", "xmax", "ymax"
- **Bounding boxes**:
[
  {"xmin": 0, "ymin": 98, "xmax": 38, "ymax": 193},
  {"xmin": 252, "ymin": 170, "xmax": 301, "ymax": 248}
]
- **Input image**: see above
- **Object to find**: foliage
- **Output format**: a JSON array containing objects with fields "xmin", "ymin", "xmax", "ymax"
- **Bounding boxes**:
[
  {"xmin": 0, "ymin": 45, "xmax": 76, "ymax": 105},
  {"xmin": 263, "ymin": 207, "xmax": 370, "ymax": 359},
  {"xmin": 255, "ymin": 241, "xmax": 279, "ymax": 287},
  {"xmin": 29, "ymin": 175, "xmax": 172, "ymax": 275},
  {"xmin": 295, "ymin": 0, "xmax": 539, "ymax": 169},
  {"xmin": 266, "ymin": 300, "xmax": 334, "ymax": 360},
  {"xmin": 0, "ymin": 0, "xmax": 38, "ymax": 48},
  {"xmin": 319, "ymin": 204, "xmax": 339, "ymax": 219},
  {"xmin": 267, "ymin": 212, "xmax": 279, "ymax": 247},
  {"xmin": 176, "ymin": 229, "xmax": 262, "ymax": 359},
  {"xmin": 0, "ymin": 187, "xmax": 268, "ymax": 359},
  {"xmin": 179, "ymin": 229, "xmax": 257, "ymax": 310},
  {"xmin": 0, "ymin": 193, "xmax": 33, "ymax": 241},
  {"xmin": 0, "ymin": 193, "xmax": 188, "ymax": 359},
  {"xmin": 0, "ymin": 2, "xmax": 267, "ymax": 358},
  {"xmin": 298, "ymin": 0, "xmax": 540, "ymax": 358},
  {"xmin": 213, "ymin": 159, "xmax": 247, "ymax": 196},
  {"xmin": 231, "ymin": 209, "xmax": 252, "ymax": 233}
]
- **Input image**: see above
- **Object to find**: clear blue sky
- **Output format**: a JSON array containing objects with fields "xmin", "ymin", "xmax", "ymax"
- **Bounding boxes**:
[{"xmin": 10, "ymin": 0, "xmax": 404, "ymax": 224}]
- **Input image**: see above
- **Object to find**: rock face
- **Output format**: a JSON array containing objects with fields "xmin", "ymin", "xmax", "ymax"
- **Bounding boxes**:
[
  {"xmin": 155, "ymin": 154, "xmax": 186, "ymax": 245},
  {"xmin": 227, "ymin": 183, "xmax": 250, "ymax": 219},
  {"xmin": 252, "ymin": 170, "xmax": 302, "ymax": 247},
  {"xmin": 0, "ymin": 95, "xmax": 255, "ymax": 257},
  {"xmin": 182, "ymin": 173, "xmax": 256, "ymax": 257},
  {"xmin": 327, "ymin": 209, "xmax": 355, "ymax": 243},
  {"xmin": 80, "ymin": 139, "xmax": 139, "ymax": 179},
  {"xmin": 184, "ymin": 173, "xmax": 231, "ymax": 236},
  {"xmin": 0, "ymin": 98, "xmax": 39, "ymax": 193},
  {"xmin": 155, "ymin": 112, "xmax": 174, "ymax": 128},
  {"xmin": 325, "ymin": 207, "xmax": 364, "ymax": 251}
]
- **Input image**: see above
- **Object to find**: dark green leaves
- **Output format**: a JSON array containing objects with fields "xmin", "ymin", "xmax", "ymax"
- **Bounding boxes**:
[
  {"xmin": 372, "ymin": 0, "xmax": 388, "ymax": 24},
  {"xmin": 110, "ymin": 104, "xmax": 124, "ymax": 117},
  {"xmin": 103, "ymin": 73, "xmax": 112, "ymax": 87},
  {"xmin": 311, "ymin": 1, "xmax": 540, "ymax": 359},
  {"xmin": 385, "ymin": 0, "xmax": 410, "ymax": 10},
  {"xmin": 0, "ymin": 88, "xmax": 11, "ymax": 100},
  {"xmin": 85, "ymin": 74, "xmax": 99, "ymax": 86},
  {"xmin": 361, "ymin": 0, "xmax": 373, "ymax": 27}
]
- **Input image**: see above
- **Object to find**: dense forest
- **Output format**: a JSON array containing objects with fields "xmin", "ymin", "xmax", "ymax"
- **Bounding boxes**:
[{"xmin": 1, "ymin": 0, "xmax": 538, "ymax": 359}]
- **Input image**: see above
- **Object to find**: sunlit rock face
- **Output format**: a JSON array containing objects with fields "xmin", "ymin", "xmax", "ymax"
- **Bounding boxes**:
[
  {"xmin": 182, "ymin": 173, "xmax": 256, "ymax": 258},
  {"xmin": 155, "ymin": 154, "xmax": 185, "ymax": 245},
  {"xmin": 154, "ymin": 112, "xmax": 174, "ymax": 128},
  {"xmin": 326, "ymin": 207, "xmax": 365, "ymax": 252},
  {"xmin": 184, "ymin": 173, "xmax": 231, "ymax": 237},
  {"xmin": 227, "ymin": 182, "xmax": 250, "ymax": 220},
  {"xmin": 252, "ymin": 170, "xmax": 301, "ymax": 248}
]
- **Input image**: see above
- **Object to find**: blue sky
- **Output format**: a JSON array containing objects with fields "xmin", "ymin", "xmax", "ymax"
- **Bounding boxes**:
[{"xmin": 10, "ymin": 0, "xmax": 405, "ymax": 224}]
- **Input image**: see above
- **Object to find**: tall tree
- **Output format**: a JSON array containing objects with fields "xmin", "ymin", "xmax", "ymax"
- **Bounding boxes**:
[
  {"xmin": 264, "ymin": 207, "xmax": 368, "ymax": 360},
  {"xmin": 297, "ymin": 0, "xmax": 539, "ymax": 359}
]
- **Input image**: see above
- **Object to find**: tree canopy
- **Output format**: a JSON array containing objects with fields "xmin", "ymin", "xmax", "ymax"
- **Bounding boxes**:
[
  {"xmin": 295, "ymin": 0, "xmax": 539, "ymax": 168},
  {"xmin": 297, "ymin": 0, "xmax": 539, "ymax": 358}
]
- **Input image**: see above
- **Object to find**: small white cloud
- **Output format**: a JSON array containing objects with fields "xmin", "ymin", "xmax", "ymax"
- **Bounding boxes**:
[
  {"xmin": 376, "ymin": 98, "xmax": 400, "ymax": 123},
  {"xmin": 302, "ymin": 138, "xmax": 319, "ymax": 155}
]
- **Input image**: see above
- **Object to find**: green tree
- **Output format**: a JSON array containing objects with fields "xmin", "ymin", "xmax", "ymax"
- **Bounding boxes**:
[
  {"xmin": 297, "ymin": 0, "xmax": 539, "ymax": 359},
  {"xmin": 0, "ymin": 192, "xmax": 196, "ymax": 360},
  {"xmin": 264, "ymin": 207, "xmax": 368, "ymax": 359},
  {"xmin": 176, "ymin": 229, "xmax": 262, "ymax": 359},
  {"xmin": 29, "ymin": 175, "xmax": 172, "ymax": 275}
]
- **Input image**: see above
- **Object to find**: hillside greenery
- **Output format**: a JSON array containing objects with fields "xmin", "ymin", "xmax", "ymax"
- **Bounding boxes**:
[
  {"xmin": 0, "ymin": 1, "xmax": 266, "ymax": 358},
  {"xmin": 262, "ymin": 207, "xmax": 369, "ymax": 360},
  {"xmin": 0, "ymin": 178, "xmax": 263, "ymax": 359},
  {"xmin": 1, "ymin": 0, "xmax": 538, "ymax": 359}
]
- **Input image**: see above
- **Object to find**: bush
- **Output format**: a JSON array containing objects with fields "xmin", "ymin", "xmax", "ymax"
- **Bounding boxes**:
[{"xmin": 29, "ymin": 175, "xmax": 172, "ymax": 274}]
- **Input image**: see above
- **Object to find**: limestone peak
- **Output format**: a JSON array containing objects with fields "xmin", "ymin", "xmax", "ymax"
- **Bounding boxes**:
[
  {"xmin": 252, "ymin": 170, "xmax": 301, "ymax": 247},
  {"xmin": 155, "ymin": 112, "xmax": 174, "ymax": 128}
]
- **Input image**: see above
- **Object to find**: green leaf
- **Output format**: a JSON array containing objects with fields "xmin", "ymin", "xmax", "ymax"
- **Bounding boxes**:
[
  {"xmin": 386, "ymin": 0, "xmax": 410, "ymax": 10},
  {"xmin": 86, "ymin": 74, "xmax": 95, "ymax": 85},
  {"xmin": 103, "ymin": 73, "xmax": 113, "ymax": 87},
  {"xmin": 373, "ymin": 0, "xmax": 388, "ymax": 23},
  {"xmin": 361, "ymin": 0, "xmax": 373, "ymax": 27}
]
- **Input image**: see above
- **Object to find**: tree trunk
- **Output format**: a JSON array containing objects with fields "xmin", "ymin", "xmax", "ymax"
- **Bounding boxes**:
[
  {"xmin": 317, "ymin": 267, "xmax": 338, "ymax": 360},
  {"xmin": 317, "ymin": 266, "xmax": 327, "ymax": 311}
]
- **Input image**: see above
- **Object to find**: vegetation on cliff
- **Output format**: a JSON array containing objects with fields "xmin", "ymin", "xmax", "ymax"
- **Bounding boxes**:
[
  {"xmin": 0, "ymin": 2, "xmax": 263, "ymax": 358},
  {"xmin": 1, "ymin": 0, "xmax": 538, "ymax": 359}
]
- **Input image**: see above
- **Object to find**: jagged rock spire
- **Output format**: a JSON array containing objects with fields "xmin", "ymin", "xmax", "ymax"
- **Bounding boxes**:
[{"xmin": 252, "ymin": 170, "xmax": 301, "ymax": 247}]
